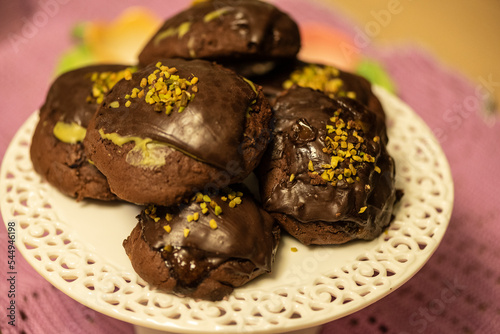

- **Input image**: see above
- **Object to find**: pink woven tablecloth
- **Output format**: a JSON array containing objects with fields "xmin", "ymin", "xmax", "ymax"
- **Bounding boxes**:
[{"xmin": 1, "ymin": 1, "xmax": 499, "ymax": 333}]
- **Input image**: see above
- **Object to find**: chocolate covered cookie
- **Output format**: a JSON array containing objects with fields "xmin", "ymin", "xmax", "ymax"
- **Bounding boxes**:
[
  {"xmin": 30, "ymin": 64, "xmax": 135, "ymax": 200},
  {"xmin": 258, "ymin": 86, "xmax": 396, "ymax": 245},
  {"xmin": 138, "ymin": 0, "xmax": 300, "ymax": 77},
  {"xmin": 256, "ymin": 61, "xmax": 385, "ymax": 119},
  {"xmin": 123, "ymin": 186, "xmax": 280, "ymax": 301},
  {"xmin": 85, "ymin": 59, "xmax": 272, "ymax": 206}
]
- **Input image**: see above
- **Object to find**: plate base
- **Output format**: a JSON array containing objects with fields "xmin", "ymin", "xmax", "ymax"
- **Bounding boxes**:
[{"xmin": 134, "ymin": 325, "xmax": 321, "ymax": 334}]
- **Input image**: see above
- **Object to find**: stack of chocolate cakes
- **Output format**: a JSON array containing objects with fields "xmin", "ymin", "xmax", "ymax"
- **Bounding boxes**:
[{"xmin": 30, "ymin": 0, "xmax": 397, "ymax": 301}]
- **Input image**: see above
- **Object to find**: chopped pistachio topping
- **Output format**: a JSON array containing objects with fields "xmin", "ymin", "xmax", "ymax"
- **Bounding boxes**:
[
  {"xmin": 209, "ymin": 219, "xmax": 218, "ymax": 230},
  {"xmin": 317, "ymin": 109, "xmax": 379, "ymax": 187},
  {"xmin": 145, "ymin": 204, "xmax": 156, "ymax": 215},
  {"xmin": 283, "ymin": 64, "xmax": 356, "ymax": 99},
  {"xmin": 87, "ymin": 67, "xmax": 137, "ymax": 104},
  {"xmin": 109, "ymin": 101, "xmax": 120, "ymax": 108},
  {"xmin": 346, "ymin": 91, "xmax": 357, "ymax": 99},
  {"xmin": 53, "ymin": 121, "xmax": 86, "ymax": 144},
  {"xmin": 125, "ymin": 62, "xmax": 198, "ymax": 115},
  {"xmin": 308, "ymin": 160, "xmax": 314, "ymax": 172},
  {"xmin": 200, "ymin": 202, "xmax": 209, "ymax": 214},
  {"xmin": 146, "ymin": 204, "xmax": 162, "ymax": 222},
  {"xmin": 229, "ymin": 197, "xmax": 241, "ymax": 208},
  {"xmin": 155, "ymin": 188, "xmax": 245, "ymax": 236}
]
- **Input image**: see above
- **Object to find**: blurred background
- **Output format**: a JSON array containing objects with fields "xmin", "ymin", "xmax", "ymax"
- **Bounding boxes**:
[{"xmin": 320, "ymin": 0, "xmax": 500, "ymax": 109}]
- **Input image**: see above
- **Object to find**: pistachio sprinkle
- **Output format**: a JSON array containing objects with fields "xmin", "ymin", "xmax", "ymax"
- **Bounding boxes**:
[
  {"xmin": 283, "ymin": 64, "xmax": 356, "ymax": 99},
  {"xmin": 313, "ymin": 108, "xmax": 379, "ymax": 187},
  {"xmin": 124, "ymin": 62, "xmax": 198, "ymax": 115},
  {"xmin": 87, "ymin": 67, "xmax": 137, "ymax": 104},
  {"xmin": 147, "ymin": 188, "xmax": 246, "ymax": 237},
  {"xmin": 209, "ymin": 219, "xmax": 218, "ymax": 230}
]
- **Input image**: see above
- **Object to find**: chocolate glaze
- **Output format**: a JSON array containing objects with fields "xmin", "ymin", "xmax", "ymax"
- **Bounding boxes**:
[
  {"xmin": 92, "ymin": 59, "xmax": 262, "ymax": 170},
  {"xmin": 30, "ymin": 64, "xmax": 130, "ymax": 201},
  {"xmin": 138, "ymin": 0, "xmax": 300, "ymax": 66},
  {"xmin": 262, "ymin": 87, "xmax": 395, "ymax": 236},
  {"xmin": 40, "ymin": 64, "xmax": 129, "ymax": 127},
  {"xmin": 255, "ymin": 60, "xmax": 385, "ymax": 119},
  {"xmin": 139, "ymin": 185, "xmax": 279, "ymax": 293}
]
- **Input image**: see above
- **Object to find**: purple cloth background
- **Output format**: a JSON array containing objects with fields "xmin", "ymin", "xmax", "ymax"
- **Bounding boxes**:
[{"xmin": 1, "ymin": 0, "xmax": 499, "ymax": 333}]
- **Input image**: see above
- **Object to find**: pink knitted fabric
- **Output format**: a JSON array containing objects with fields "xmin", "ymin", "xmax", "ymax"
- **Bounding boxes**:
[{"xmin": 1, "ymin": 1, "xmax": 499, "ymax": 333}]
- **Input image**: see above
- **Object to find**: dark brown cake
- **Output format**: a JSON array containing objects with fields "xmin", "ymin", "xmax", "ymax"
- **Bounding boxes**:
[
  {"xmin": 138, "ymin": 0, "xmax": 300, "ymax": 77},
  {"xmin": 85, "ymin": 59, "xmax": 272, "ymax": 206},
  {"xmin": 30, "ymin": 64, "xmax": 135, "ymax": 200},
  {"xmin": 255, "ymin": 61, "xmax": 386, "ymax": 119},
  {"xmin": 258, "ymin": 86, "xmax": 396, "ymax": 245},
  {"xmin": 123, "ymin": 186, "xmax": 280, "ymax": 301}
]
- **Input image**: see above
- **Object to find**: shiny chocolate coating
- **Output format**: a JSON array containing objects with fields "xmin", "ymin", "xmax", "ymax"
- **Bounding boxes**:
[
  {"xmin": 30, "ymin": 64, "xmax": 130, "ymax": 201},
  {"xmin": 40, "ymin": 64, "xmax": 130, "ymax": 127},
  {"xmin": 138, "ymin": 186, "xmax": 279, "ymax": 294},
  {"xmin": 261, "ymin": 87, "xmax": 396, "ymax": 243},
  {"xmin": 138, "ymin": 0, "xmax": 300, "ymax": 66},
  {"xmin": 92, "ymin": 59, "xmax": 260, "ymax": 170}
]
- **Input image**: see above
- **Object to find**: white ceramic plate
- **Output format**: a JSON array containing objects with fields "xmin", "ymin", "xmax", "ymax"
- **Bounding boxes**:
[{"xmin": 0, "ymin": 86, "xmax": 453, "ymax": 333}]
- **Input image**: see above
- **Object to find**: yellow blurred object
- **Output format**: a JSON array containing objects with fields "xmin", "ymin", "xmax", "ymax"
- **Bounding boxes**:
[{"xmin": 83, "ymin": 7, "xmax": 161, "ymax": 64}]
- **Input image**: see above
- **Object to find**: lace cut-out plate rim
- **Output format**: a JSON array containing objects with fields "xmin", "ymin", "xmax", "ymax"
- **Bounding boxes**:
[{"xmin": 0, "ymin": 86, "xmax": 453, "ymax": 333}]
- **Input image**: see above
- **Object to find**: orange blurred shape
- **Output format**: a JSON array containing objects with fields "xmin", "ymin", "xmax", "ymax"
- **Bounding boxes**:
[
  {"xmin": 298, "ymin": 23, "xmax": 360, "ymax": 71},
  {"xmin": 84, "ymin": 7, "xmax": 161, "ymax": 64}
]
